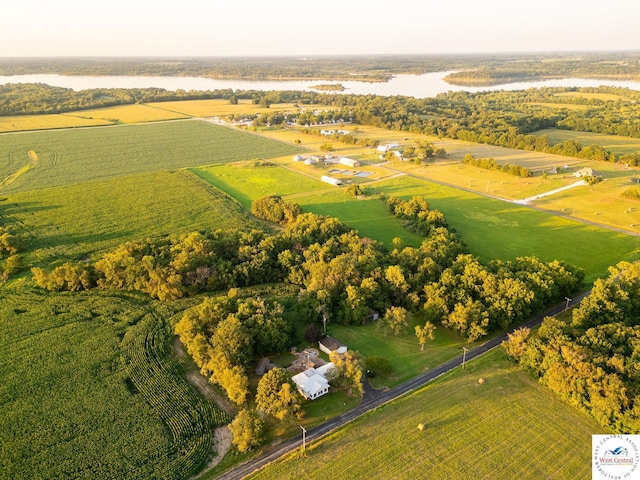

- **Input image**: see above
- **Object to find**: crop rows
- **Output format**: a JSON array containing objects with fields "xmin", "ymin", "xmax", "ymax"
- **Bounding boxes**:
[
  {"xmin": 0, "ymin": 119, "xmax": 303, "ymax": 194},
  {"xmin": 121, "ymin": 312, "xmax": 229, "ymax": 480}
]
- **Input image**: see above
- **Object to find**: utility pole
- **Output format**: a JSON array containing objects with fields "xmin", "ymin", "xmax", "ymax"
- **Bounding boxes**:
[
  {"xmin": 300, "ymin": 425, "xmax": 307, "ymax": 453},
  {"xmin": 322, "ymin": 314, "xmax": 327, "ymax": 334},
  {"xmin": 565, "ymin": 297, "xmax": 572, "ymax": 310},
  {"xmin": 462, "ymin": 347, "xmax": 468, "ymax": 370}
]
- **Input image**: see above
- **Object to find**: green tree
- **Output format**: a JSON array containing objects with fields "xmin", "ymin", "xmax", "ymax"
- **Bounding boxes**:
[
  {"xmin": 414, "ymin": 321, "xmax": 436, "ymax": 351},
  {"xmin": 228, "ymin": 409, "xmax": 266, "ymax": 453},
  {"xmin": 255, "ymin": 368, "xmax": 302, "ymax": 421},
  {"xmin": 380, "ymin": 306, "xmax": 409, "ymax": 336},
  {"xmin": 330, "ymin": 350, "xmax": 365, "ymax": 397}
]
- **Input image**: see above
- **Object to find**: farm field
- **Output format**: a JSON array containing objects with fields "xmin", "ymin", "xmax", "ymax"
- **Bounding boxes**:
[
  {"xmin": 247, "ymin": 348, "xmax": 607, "ymax": 480},
  {"xmin": 147, "ymin": 99, "xmax": 310, "ymax": 118},
  {"xmin": 370, "ymin": 175, "xmax": 640, "ymax": 283},
  {"xmin": 2, "ymin": 170, "xmax": 255, "ymax": 265},
  {"xmin": 66, "ymin": 103, "xmax": 190, "ymax": 124},
  {"xmin": 536, "ymin": 127, "xmax": 640, "ymax": 156},
  {"xmin": 0, "ymin": 291, "xmax": 227, "ymax": 480},
  {"xmin": 0, "ymin": 113, "xmax": 111, "ymax": 132},
  {"xmin": 0, "ymin": 120, "xmax": 303, "ymax": 194}
]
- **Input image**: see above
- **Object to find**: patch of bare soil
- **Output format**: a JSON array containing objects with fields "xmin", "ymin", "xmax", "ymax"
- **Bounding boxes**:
[{"xmin": 192, "ymin": 426, "xmax": 233, "ymax": 479}]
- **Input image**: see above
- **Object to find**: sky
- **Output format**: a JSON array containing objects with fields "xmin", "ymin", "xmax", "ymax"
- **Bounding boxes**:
[{"xmin": 2, "ymin": 0, "xmax": 640, "ymax": 57}]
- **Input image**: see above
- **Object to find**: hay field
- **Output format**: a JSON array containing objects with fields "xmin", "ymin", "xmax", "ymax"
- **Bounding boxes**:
[{"xmin": 0, "ymin": 113, "xmax": 111, "ymax": 132}]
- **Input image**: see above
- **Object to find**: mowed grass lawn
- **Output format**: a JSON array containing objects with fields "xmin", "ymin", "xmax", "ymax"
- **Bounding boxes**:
[
  {"xmin": 3, "ymin": 170, "xmax": 254, "ymax": 264},
  {"xmin": 248, "ymin": 349, "xmax": 608, "ymax": 480},
  {"xmin": 371, "ymin": 175, "xmax": 640, "ymax": 283},
  {"xmin": 192, "ymin": 162, "xmax": 327, "ymax": 209},
  {"xmin": 0, "ymin": 120, "xmax": 303, "ymax": 194},
  {"xmin": 329, "ymin": 320, "xmax": 472, "ymax": 388}
]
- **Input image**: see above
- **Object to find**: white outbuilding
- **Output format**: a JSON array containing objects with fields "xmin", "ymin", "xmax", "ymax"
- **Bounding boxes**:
[
  {"xmin": 321, "ymin": 175, "xmax": 343, "ymax": 186},
  {"xmin": 339, "ymin": 157, "xmax": 361, "ymax": 168}
]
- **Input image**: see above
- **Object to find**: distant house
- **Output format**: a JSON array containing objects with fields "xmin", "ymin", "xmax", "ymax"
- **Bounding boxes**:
[
  {"xmin": 574, "ymin": 167, "xmax": 601, "ymax": 178},
  {"xmin": 321, "ymin": 175, "xmax": 342, "ymax": 186},
  {"xmin": 293, "ymin": 154, "xmax": 304, "ymax": 162},
  {"xmin": 292, "ymin": 362, "xmax": 336, "ymax": 400},
  {"xmin": 339, "ymin": 157, "xmax": 361, "ymax": 168},
  {"xmin": 319, "ymin": 336, "xmax": 348, "ymax": 355}
]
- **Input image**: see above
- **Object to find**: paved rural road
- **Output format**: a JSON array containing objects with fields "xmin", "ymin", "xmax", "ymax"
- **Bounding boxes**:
[{"xmin": 216, "ymin": 290, "xmax": 592, "ymax": 480}]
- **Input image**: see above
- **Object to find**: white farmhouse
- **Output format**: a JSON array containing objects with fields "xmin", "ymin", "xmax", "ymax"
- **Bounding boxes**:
[{"xmin": 292, "ymin": 362, "xmax": 336, "ymax": 400}]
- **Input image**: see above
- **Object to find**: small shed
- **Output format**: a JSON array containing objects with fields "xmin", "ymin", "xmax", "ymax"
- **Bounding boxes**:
[{"xmin": 319, "ymin": 336, "xmax": 348, "ymax": 355}]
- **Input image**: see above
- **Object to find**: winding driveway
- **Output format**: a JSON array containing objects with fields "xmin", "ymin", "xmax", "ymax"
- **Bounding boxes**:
[{"xmin": 217, "ymin": 290, "xmax": 591, "ymax": 480}]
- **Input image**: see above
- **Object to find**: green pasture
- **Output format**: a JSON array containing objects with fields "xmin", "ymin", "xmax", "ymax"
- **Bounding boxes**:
[
  {"xmin": 192, "ymin": 162, "xmax": 327, "ymax": 209},
  {"xmin": 536, "ymin": 128, "xmax": 640, "ymax": 156},
  {"xmin": 247, "ymin": 349, "xmax": 608, "ymax": 480},
  {"xmin": 371, "ymin": 175, "xmax": 640, "ymax": 283},
  {"xmin": 0, "ymin": 120, "xmax": 303, "ymax": 194},
  {"xmin": 2, "ymin": 170, "xmax": 254, "ymax": 265},
  {"xmin": 291, "ymin": 188, "xmax": 424, "ymax": 247},
  {"xmin": 0, "ymin": 291, "xmax": 226, "ymax": 480}
]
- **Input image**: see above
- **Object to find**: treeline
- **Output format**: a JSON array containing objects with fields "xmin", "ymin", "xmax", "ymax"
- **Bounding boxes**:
[
  {"xmin": 504, "ymin": 261, "xmax": 640, "ymax": 433},
  {"xmin": 4, "ymin": 53, "xmax": 639, "ymax": 83},
  {"xmin": 31, "ymin": 195, "xmax": 583, "ymax": 344},
  {"xmin": 463, "ymin": 154, "xmax": 532, "ymax": 177}
]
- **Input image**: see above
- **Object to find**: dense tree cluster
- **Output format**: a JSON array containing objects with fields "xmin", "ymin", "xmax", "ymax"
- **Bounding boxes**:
[
  {"xmin": 462, "ymin": 154, "xmax": 532, "ymax": 177},
  {"xmin": 251, "ymin": 195, "xmax": 301, "ymax": 225},
  {"xmin": 425, "ymin": 255, "xmax": 584, "ymax": 341},
  {"xmin": 175, "ymin": 293, "xmax": 292, "ymax": 405},
  {"xmin": 504, "ymin": 261, "xmax": 640, "ymax": 433}
]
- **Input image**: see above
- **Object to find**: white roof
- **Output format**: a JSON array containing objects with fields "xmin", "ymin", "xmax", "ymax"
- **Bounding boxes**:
[{"xmin": 292, "ymin": 362, "xmax": 335, "ymax": 397}]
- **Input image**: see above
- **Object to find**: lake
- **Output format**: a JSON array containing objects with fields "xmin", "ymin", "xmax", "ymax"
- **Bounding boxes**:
[{"xmin": 2, "ymin": 72, "xmax": 640, "ymax": 98}]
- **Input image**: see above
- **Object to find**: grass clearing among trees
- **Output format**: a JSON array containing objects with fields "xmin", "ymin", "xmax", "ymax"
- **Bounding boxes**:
[{"xmin": 247, "ymin": 349, "xmax": 608, "ymax": 480}]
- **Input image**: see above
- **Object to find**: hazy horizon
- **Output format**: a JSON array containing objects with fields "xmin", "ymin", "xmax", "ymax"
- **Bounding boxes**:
[{"xmin": 3, "ymin": 0, "xmax": 639, "ymax": 57}]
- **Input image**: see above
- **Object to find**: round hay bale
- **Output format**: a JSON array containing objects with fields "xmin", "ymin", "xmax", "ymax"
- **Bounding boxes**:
[
  {"xmin": 478, "ymin": 377, "xmax": 485, "ymax": 385},
  {"xmin": 417, "ymin": 423, "xmax": 425, "ymax": 431}
]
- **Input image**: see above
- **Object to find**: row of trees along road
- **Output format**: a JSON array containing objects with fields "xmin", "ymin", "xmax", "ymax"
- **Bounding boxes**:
[{"xmin": 504, "ymin": 261, "xmax": 640, "ymax": 434}]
